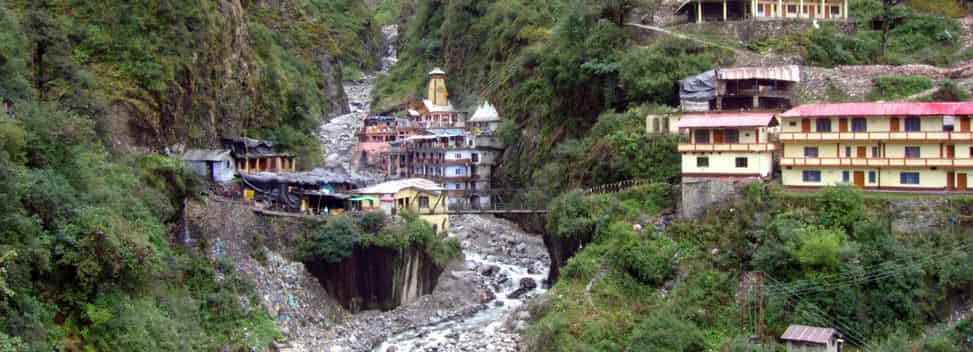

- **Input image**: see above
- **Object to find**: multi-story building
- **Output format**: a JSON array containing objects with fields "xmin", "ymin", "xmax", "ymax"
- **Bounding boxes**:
[
  {"xmin": 677, "ymin": 0, "xmax": 848, "ymax": 23},
  {"xmin": 388, "ymin": 129, "xmax": 479, "ymax": 207},
  {"xmin": 355, "ymin": 115, "xmax": 418, "ymax": 170},
  {"xmin": 779, "ymin": 102, "xmax": 973, "ymax": 191},
  {"xmin": 677, "ymin": 112, "xmax": 779, "ymax": 179}
]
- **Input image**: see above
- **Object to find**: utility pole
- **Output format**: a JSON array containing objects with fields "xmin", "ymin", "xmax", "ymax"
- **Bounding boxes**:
[{"xmin": 757, "ymin": 271, "xmax": 766, "ymax": 351}]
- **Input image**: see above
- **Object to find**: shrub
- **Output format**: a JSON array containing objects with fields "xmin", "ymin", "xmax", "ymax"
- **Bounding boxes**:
[
  {"xmin": 300, "ymin": 216, "xmax": 362, "ymax": 263},
  {"xmin": 547, "ymin": 191, "xmax": 596, "ymax": 239},
  {"xmin": 359, "ymin": 211, "xmax": 387, "ymax": 234},
  {"xmin": 866, "ymin": 75, "xmax": 934, "ymax": 101},
  {"xmin": 817, "ymin": 185, "xmax": 865, "ymax": 232},
  {"xmin": 613, "ymin": 231, "xmax": 675, "ymax": 286},
  {"xmin": 625, "ymin": 311, "xmax": 706, "ymax": 352}
]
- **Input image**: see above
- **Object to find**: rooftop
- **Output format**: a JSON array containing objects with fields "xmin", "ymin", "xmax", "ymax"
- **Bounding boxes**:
[
  {"xmin": 780, "ymin": 325, "xmax": 838, "ymax": 345},
  {"xmin": 677, "ymin": 112, "xmax": 778, "ymax": 129},
  {"xmin": 718, "ymin": 65, "xmax": 800, "ymax": 82},
  {"xmin": 242, "ymin": 168, "xmax": 370, "ymax": 187},
  {"xmin": 782, "ymin": 102, "xmax": 973, "ymax": 118},
  {"xmin": 429, "ymin": 67, "xmax": 446, "ymax": 75},
  {"xmin": 469, "ymin": 101, "xmax": 501, "ymax": 122},
  {"xmin": 178, "ymin": 149, "xmax": 232, "ymax": 162},
  {"xmin": 422, "ymin": 99, "xmax": 456, "ymax": 112},
  {"xmin": 354, "ymin": 178, "xmax": 445, "ymax": 194}
]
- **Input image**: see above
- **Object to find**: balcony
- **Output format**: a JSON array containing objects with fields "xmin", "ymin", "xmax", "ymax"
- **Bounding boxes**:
[
  {"xmin": 781, "ymin": 157, "xmax": 973, "ymax": 168},
  {"xmin": 779, "ymin": 131, "xmax": 973, "ymax": 142},
  {"xmin": 678, "ymin": 143, "xmax": 777, "ymax": 152},
  {"xmin": 722, "ymin": 87, "xmax": 794, "ymax": 99}
]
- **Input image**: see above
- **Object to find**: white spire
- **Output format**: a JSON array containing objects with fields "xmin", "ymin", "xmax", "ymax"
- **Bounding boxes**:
[{"xmin": 469, "ymin": 101, "xmax": 500, "ymax": 122}]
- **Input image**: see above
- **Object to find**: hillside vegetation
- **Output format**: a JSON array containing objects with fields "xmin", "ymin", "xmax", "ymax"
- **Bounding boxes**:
[
  {"xmin": 527, "ymin": 185, "xmax": 973, "ymax": 351},
  {"xmin": 0, "ymin": 1, "xmax": 381, "ymax": 350}
]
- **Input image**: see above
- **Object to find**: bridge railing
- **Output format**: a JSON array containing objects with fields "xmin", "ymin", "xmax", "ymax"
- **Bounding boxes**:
[{"xmin": 581, "ymin": 179, "xmax": 652, "ymax": 196}]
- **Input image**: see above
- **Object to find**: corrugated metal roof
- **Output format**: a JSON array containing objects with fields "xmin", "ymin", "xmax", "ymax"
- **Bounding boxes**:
[
  {"xmin": 354, "ymin": 178, "xmax": 445, "ymax": 194},
  {"xmin": 781, "ymin": 325, "xmax": 838, "ymax": 345},
  {"xmin": 782, "ymin": 102, "xmax": 973, "ymax": 118},
  {"xmin": 717, "ymin": 65, "xmax": 801, "ymax": 82},
  {"xmin": 179, "ymin": 149, "xmax": 232, "ymax": 162},
  {"xmin": 676, "ymin": 112, "xmax": 778, "ymax": 128}
]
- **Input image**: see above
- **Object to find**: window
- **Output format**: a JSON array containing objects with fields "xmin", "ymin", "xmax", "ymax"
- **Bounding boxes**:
[
  {"xmin": 725, "ymin": 129, "xmax": 740, "ymax": 144},
  {"xmin": 869, "ymin": 171, "xmax": 877, "ymax": 183},
  {"xmin": 803, "ymin": 170, "xmax": 822, "ymax": 182},
  {"xmin": 905, "ymin": 146, "xmax": 921, "ymax": 158},
  {"xmin": 831, "ymin": 6, "xmax": 840, "ymax": 15},
  {"xmin": 872, "ymin": 146, "xmax": 880, "ymax": 158},
  {"xmin": 842, "ymin": 171, "xmax": 850, "ymax": 183},
  {"xmin": 944, "ymin": 115, "xmax": 955, "ymax": 132},
  {"xmin": 454, "ymin": 168, "xmax": 465, "ymax": 176},
  {"xmin": 816, "ymin": 119, "xmax": 832, "ymax": 132},
  {"xmin": 789, "ymin": 121, "xmax": 797, "ymax": 127},
  {"xmin": 455, "ymin": 153, "xmax": 461, "ymax": 159},
  {"xmin": 471, "ymin": 153, "xmax": 479, "ymax": 162},
  {"xmin": 735, "ymin": 157, "xmax": 748, "ymax": 168},
  {"xmin": 694, "ymin": 129, "xmax": 710, "ymax": 144},
  {"xmin": 787, "ymin": 4, "xmax": 797, "ymax": 13},
  {"xmin": 419, "ymin": 196, "xmax": 430, "ymax": 209},
  {"xmin": 697, "ymin": 157, "xmax": 709, "ymax": 168},
  {"xmin": 905, "ymin": 117, "xmax": 921, "ymax": 132},
  {"xmin": 851, "ymin": 118, "xmax": 867, "ymax": 132},
  {"xmin": 900, "ymin": 172, "xmax": 920, "ymax": 185},
  {"xmin": 802, "ymin": 5, "xmax": 809, "ymax": 14},
  {"xmin": 845, "ymin": 146, "xmax": 852, "ymax": 157},
  {"xmin": 804, "ymin": 147, "xmax": 819, "ymax": 158},
  {"xmin": 652, "ymin": 119, "xmax": 660, "ymax": 133}
]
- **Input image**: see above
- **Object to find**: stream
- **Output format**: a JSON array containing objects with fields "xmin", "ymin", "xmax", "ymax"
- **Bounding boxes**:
[{"xmin": 318, "ymin": 25, "xmax": 551, "ymax": 352}]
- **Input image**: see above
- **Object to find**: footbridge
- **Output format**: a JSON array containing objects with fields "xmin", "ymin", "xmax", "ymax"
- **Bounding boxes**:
[{"xmin": 445, "ymin": 179, "xmax": 652, "ymax": 215}]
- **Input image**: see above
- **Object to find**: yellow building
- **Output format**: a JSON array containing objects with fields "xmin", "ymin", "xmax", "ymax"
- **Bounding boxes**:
[
  {"xmin": 677, "ymin": 112, "xmax": 778, "ymax": 178},
  {"xmin": 646, "ymin": 113, "xmax": 681, "ymax": 135},
  {"xmin": 354, "ymin": 178, "xmax": 449, "ymax": 234},
  {"xmin": 678, "ymin": 0, "xmax": 848, "ymax": 23},
  {"xmin": 779, "ymin": 102, "xmax": 973, "ymax": 192}
]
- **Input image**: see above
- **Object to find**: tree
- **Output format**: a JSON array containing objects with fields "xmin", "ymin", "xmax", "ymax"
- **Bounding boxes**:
[
  {"xmin": 301, "ymin": 216, "xmax": 362, "ymax": 263},
  {"xmin": 626, "ymin": 311, "xmax": 706, "ymax": 352},
  {"xmin": 879, "ymin": 0, "xmax": 905, "ymax": 57}
]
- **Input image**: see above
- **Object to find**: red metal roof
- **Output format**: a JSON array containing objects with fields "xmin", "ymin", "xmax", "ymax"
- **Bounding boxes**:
[
  {"xmin": 718, "ymin": 65, "xmax": 800, "ymax": 82},
  {"xmin": 781, "ymin": 325, "xmax": 838, "ymax": 345},
  {"xmin": 782, "ymin": 102, "xmax": 973, "ymax": 118},
  {"xmin": 677, "ymin": 112, "xmax": 778, "ymax": 129}
]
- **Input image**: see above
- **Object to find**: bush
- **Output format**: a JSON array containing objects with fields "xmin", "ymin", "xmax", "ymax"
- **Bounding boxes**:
[
  {"xmin": 547, "ymin": 191, "xmax": 597, "ymax": 239},
  {"xmin": 359, "ymin": 211, "xmax": 388, "ymax": 234},
  {"xmin": 613, "ymin": 228, "xmax": 675, "ymax": 286},
  {"xmin": 301, "ymin": 216, "xmax": 362, "ymax": 263},
  {"xmin": 625, "ymin": 311, "xmax": 706, "ymax": 352},
  {"xmin": 866, "ymin": 75, "xmax": 934, "ymax": 101},
  {"xmin": 817, "ymin": 185, "xmax": 865, "ymax": 232}
]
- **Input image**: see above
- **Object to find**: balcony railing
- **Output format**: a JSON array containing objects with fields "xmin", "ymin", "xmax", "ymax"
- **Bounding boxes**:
[
  {"xmin": 678, "ymin": 143, "xmax": 777, "ymax": 152},
  {"xmin": 781, "ymin": 157, "xmax": 973, "ymax": 168},
  {"xmin": 780, "ymin": 131, "xmax": 973, "ymax": 142}
]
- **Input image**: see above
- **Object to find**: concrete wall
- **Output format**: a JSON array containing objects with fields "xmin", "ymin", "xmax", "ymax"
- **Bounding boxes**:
[{"xmin": 680, "ymin": 176, "xmax": 762, "ymax": 218}]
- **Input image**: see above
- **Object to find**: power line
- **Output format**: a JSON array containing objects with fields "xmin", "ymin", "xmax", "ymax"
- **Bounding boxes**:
[{"xmin": 764, "ymin": 274, "xmax": 873, "ymax": 350}]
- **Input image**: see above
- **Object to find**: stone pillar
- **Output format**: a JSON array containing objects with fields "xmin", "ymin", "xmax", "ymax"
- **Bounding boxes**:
[{"xmin": 697, "ymin": 0, "xmax": 703, "ymax": 23}]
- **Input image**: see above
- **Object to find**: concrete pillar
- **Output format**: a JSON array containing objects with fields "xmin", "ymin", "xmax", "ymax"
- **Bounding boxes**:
[
  {"xmin": 821, "ymin": 0, "xmax": 825, "ymax": 18},
  {"xmin": 799, "ymin": 0, "xmax": 804, "ymax": 18},
  {"xmin": 778, "ymin": 0, "xmax": 783, "ymax": 17},
  {"xmin": 697, "ymin": 0, "xmax": 703, "ymax": 23},
  {"xmin": 843, "ymin": 0, "xmax": 848, "ymax": 19},
  {"xmin": 723, "ymin": 0, "xmax": 727, "ymax": 21}
]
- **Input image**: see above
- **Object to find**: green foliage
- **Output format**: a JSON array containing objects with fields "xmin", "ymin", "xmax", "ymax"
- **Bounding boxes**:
[
  {"xmin": 359, "ymin": 213, "xmax": 462, "ymax": 266},
  {"xmin": 928, "ymin": 80, "xmax": 973, "ymax": 102},
  {"xmin": 618, "ymin": 39, "xmax": 733, "ymax": 104},
  {"xmin": 301, "ymin": 216, "xmax": 363, "ymax": 263},
  {"xmin": 0, "ymin": 332, "xmax": 24, "ymax": 352},
  {"xmin": 908, "ymin": 0, "xmax": 968, "ymax": 18},
  {"xmin": 788, "ymin": 226, "xmax": 849, "ymax": 270},
  {"xmin": 867, "ymin": 75, "xmax": 935, "ymax": 101},
  {"xmin": 625, "ymin": 311, "xmax": 706, "ymax": 352},
  {"xmin": 546, "ymin": 191, "xmax": 597, "ymax": 239},
  {"xmin": 613, "ymin": 227, "xmax": 676, "ymax": 285},
  {"xmin": 359, "ymin": 211, "xmax": 388, "ymax": 234},
  {"xmin": 816, "ymin": 185, "xmax": 866, "ymax": 232}
]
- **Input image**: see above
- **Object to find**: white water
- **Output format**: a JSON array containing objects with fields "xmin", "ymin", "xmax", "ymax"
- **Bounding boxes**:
[{"xmin": 374, "ymin": 250, "xmax": 548, "ymax": 352}]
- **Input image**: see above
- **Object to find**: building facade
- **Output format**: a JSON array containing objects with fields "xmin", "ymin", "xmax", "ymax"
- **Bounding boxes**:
[
  {"xmin": 354, "ymin": 178, "xmax": 449, "ymax": 234},
  {"xmin": 780, "ymin": 102, "xmax": 973, "ymax": 191},
  {"xmin": 677, "ymin": 112, "xmax": 779, "ymax": 179},
  {"xmin": 681, "ymin": 66, "xmax": 800, "ymax": 112},
  {"xmin": 678, "ymin": 0, "xmax": 848, "ymax": 23},
  {"xmin": 413, "ymin": 68, "xmax": 463, "ymax": 129}
]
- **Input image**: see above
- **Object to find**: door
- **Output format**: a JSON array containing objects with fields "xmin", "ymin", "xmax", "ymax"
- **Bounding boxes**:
[
  {"xmin": 890, "ymin": 118, "xmax": 900, "ymax": 132},
  {"xmin": 948, "ymin": 172, "xmax": 956, "ymax": 190},
  {"xmin": 857, "ymin": 146, "xmax": 867, "ymax": 158},
  {"xmin": 962, "ymin": 117, "xmax": 971, "ymax": 132},
  {"xmin": 839, "ymin": 118, "xmax": 848, "ymax": 132},
  {"xmin": 947, "ymin": 145, "xmax": 956, "ymax": 159},
  {"xmin": 809, "ymin": 5, "xmax": 816, "ymax": 18},
  {"xmin": 801, "ymin": 119, "xmax": 811, "ymax": 133},
  {"xmin": 713, "ymin": 130, "xmax": 725, "ymax": 144},
  {"xmin": 960, "ymin": 173, "xmax": 968, "ymax": 191},
  {"xmin": 853, "ymin": 171, "xmax": 865, "ymax": 189}
]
